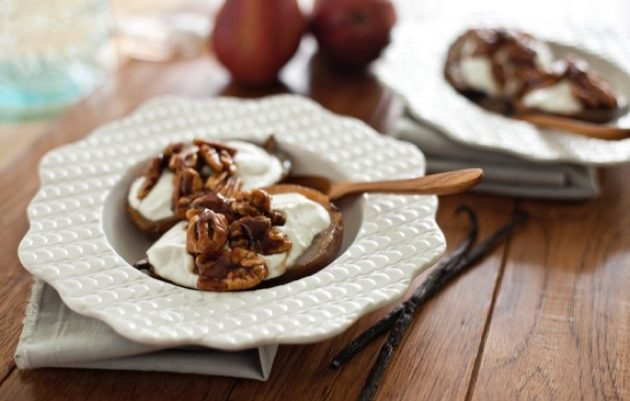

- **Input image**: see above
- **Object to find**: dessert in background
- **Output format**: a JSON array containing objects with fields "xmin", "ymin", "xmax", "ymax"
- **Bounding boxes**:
[{"xmin": 445, "ymin": 28, "xmax": 624, "ymax": 123}]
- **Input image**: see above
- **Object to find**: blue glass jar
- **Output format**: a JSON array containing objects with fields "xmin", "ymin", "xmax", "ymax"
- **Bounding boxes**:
[{"xmin": 0, "ymin": 0, "xmax": 117, "ymax": 120}]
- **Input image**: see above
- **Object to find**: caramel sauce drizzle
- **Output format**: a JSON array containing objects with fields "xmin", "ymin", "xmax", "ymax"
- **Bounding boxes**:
[{"xmin": 460, "ymin": 28, "xmax": 618, "ymax": 110}]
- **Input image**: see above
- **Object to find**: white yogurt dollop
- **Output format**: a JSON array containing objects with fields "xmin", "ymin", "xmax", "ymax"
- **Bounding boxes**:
[
  {"xmin": 522, "ymin": 79, "xmax": 583, "ymax": 114},
  {"xmin": 262, "ymin": 192, "xmax": 331, "ymax": 279},
  {"xmin": 128, "ymin": 171, "xmax": 176, "ymax": 221},
  {"xmin": 146, "ymin": 192, "xmax": 332, "ymax": 288},
  {"xmin": 459, "ymin": 57, "xmax": 500, "ymax": 97},
  {"xmin": 128, "ymin": 141, "xmax": 285, "ymax": 222},
  {"xmin": 227, "ymin": 140, "xmax": 284, "ymax": 190},
  {"xmin": 146, "ymin": 221, "xmax": 198, "ymax": 288}
]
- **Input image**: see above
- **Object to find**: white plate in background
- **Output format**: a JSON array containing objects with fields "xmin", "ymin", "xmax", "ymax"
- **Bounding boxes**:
[{"xmin": 377, "ymin": 20, "xmax": 630, "ymax": 165}]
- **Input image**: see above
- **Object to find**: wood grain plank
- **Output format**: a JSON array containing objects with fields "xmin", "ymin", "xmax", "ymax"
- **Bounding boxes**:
[
  {"xmin": 0, "ymin": 122, "xmax": 50, "ymax": 170},
  {"xmin": 0, "ymin": 369, "xmax": 235, "ymax": 401},
  {"xmin": 470, "ymin": 166, "xmax": 630, "ymax": 401},
  {"xmin": 221, "ymin": 37, "xmax": 404, "ymax": 135},
  {"xmin": 227, "ymin": 194, "xmax": 517, "ymax": 401}
]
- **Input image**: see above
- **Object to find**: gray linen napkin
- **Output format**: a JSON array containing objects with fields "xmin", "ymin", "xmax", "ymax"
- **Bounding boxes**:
[
  {"xmin": 393, "ymin": 116, "xmax": 599, "ymax": 199},
  {"xmin": 15, "ymin": 279, "xmax": 277, "ymax": 380}
]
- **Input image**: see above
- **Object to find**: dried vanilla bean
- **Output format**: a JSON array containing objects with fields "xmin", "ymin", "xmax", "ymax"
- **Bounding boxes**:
[
  {"xmin": 354, "ymin": 209, "xmax": 529, "ymax": 401},
  {"xmin": 331, "ymin": 206, "xmax": 478, "ymax": 368}
]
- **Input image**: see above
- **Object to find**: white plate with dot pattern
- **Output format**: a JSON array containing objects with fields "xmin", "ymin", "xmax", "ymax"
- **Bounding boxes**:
[
  {"xmin": 377, "ymin": 20, "xmax": 630, "ymax": 165},
  {"xmin": 18, "ymin": 95, "xmax": 446, "ymax": 350}
]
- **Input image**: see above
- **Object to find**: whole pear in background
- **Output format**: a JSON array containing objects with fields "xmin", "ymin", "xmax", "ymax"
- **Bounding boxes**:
[
  {"xmin": 212, "ymin": 0, "xmax": 306, "ymax": 86},
  {"xmin": 312, "ymin": 0, "xmax": 396, "ymax": 69}
]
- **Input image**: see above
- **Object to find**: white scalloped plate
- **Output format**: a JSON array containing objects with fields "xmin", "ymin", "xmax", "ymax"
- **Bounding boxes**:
[
  {"xmin": 18, "ymin": 95, "xmax": 446, "ymax": 350},
  {"xmin": 377, "ymin": 20, "xmax": 630, "ymax": 165}
]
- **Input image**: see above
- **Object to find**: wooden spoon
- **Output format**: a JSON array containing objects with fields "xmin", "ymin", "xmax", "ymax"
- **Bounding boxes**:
[
  {"xmin": 514, "ymin": 112, "xmax": 630, "ymax": 140},
  {"xmin": 286, "ymin": 168, "xmax": 483, "ymax": 201}
]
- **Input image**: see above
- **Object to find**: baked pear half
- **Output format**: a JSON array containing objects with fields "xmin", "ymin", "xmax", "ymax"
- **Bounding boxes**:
[
  {"xmin": 445, "ymin": 28, "xmax": 625, "ymax": 123},
  {"xmin": 260, "ymin": 184, "xmax": 343, "ymax": 287},
  {"xmin": 137, "ymin": 185, "xmax": 343, "ymax": 291},
  {"xmin": 127, "ymin": 137, "xmax": 291, "ymax": 239}
]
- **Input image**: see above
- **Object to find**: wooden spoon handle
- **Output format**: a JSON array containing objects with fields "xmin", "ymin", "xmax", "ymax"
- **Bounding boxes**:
[
  {"xmin": 514, "ymin": 113, "xmax": 630, "ymax": 140},
  {"xmin": 327, "ymin": 168, "xmax": 483, "ymax": 200}
]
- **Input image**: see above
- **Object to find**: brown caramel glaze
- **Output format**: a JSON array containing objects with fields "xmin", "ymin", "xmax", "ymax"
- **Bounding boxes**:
[
  {"xmin": 444, "ymin": 30, "xmax": 513, "ymax": 113},
  {"xmin": 186, "ymin": 190, "xmax": 291, "ymax": 291},
  {"xmin": 133, "ymin": 185, "xmax": 343, "ymax": 291},
  {"xmin": 257, "ymin": 184, "xmax": 344, "ymax": 288},
  {"xmin": 444, "ymin": 29, "xmax": 626, "ymax": 124},
  {"xmin": 126, "ymin": 136, "xmax": 293, "ymax": 239},
  {"xmin": 513, "ymin": 57, "xmax": 628, "ymax": 123}
]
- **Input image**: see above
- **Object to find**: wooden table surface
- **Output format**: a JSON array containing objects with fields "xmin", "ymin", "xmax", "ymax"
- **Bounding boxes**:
[{"xmin": 1, "ymin": 37, "xmax": 629, "ymax": 401}]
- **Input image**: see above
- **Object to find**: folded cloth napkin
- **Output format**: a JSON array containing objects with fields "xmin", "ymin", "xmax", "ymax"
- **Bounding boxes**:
[
  {"xmin": 393, "ymin": 116, "xmax": 599, "ymax": 199},
  {"xmin": 15, "ymin": 279, "xmax": 277, "ymax": 380}
]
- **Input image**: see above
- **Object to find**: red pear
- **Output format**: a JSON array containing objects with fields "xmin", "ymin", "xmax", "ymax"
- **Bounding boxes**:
[
  {"xmin": 312, "ymin": 0, "xmax": 396, "ymax": 69},
  {"xmin": 212, "ymin": 0, "xmax": 306, "ymax": 86}
]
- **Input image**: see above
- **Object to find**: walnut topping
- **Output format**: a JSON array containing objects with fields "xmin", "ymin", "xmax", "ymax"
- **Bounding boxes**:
[
  {"xmin": 185, "ymin": 209, "xmax": 229, "ymax": 258},
  {"xmin": 172, "ymin": 167, "xmax": 204, "ymax": 208},
  {"xmin": 232, "ymin": 189, "xmax": 271, "ymax": 216},
  {"xmin": 229, "ymin": 216, "xmax": 291, "ymax": 255},
  {"xmin": 163, "ymin": 142, "xmax": 185, "ymax": 157},
  {"xmin": 184, "ymin": 188, "xmax": 291, "ymax": 291},
  {"xmin": 135, "ymin": 138, "xmax": 244, "ymax": 209},
  {"xmin": 558, "ymin": 57, "xmax": 618, "ymax": 110},
  {"xmin": 194, "ymin": 139, "xmax": 238, "ymax": 175},
  {"xmin": 464, "ymin": 29, "xmax": 539, "ymax": 65},
  {"xmin": 137, "ymin": 142, "xmax": 191, "ymax": 199},
  {"xmin": 137, "ymin": 155, "xmax": 165, "ymax": 200},
  {"xmin": 205, "ymin": 171, "xmax": 242, "ymax": 198},
  {"xmin": 196, "ymin": 248, "xmax": 267, "ymax": 291},
  {"xmin": 189, "ymin": 193, "xmax": 233, "ymax": 215}
]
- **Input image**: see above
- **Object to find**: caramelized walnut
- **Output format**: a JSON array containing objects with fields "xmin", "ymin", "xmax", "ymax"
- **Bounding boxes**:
[
  {"xmin": 172, "ymin": 167, "xmax": 204, "ymax": 207},
  {"xmin": 195, "ymin": 139, "xmax": 238, "ymax": 175},
  {"xmin": 196, "ymin": 248, "xmax": 267, "ymax": 291},
  {"xmin": 169, "ymin": 147, "xmax": 199, "ymax": 171},
  {"xmin": 186, "ymin": 209, "xmax": 229, "ymax": 257},
  {"xmin": 135, "ymin": 138, "xmax": 244, "ymax": 208},
  {"xmin": 267, "ymin": 210, "xmax": 286, "ymax": 226},
  {"xmin": 459, "ymin": 29, "xmax": 549, "ymax": 97},
  {"xmin": 205, "ymin": 171, "xmax": 243, "ymax": 197},
  {"xmin": 229, "ymin": 216, "xmax": 291, "ymax": 255},
  {"xmin": 184, "ymin": 188, "xmax": 291, "ymax": 291},
  {"xmin": 560, "ymin": 58, "xmax": 618, "ymax": 110},
  {"xmin": 193, "ymin": 139, "xmax": 238, "ymax": 155},
  {"xmin": 514, "ymin": 57, "xmax": 619, "ymax": 113},
  {"xmin": 137, "ymin": 155, "xmax": 165, "ymax": 200},
  {"xmin": 163, "ymin": 142, "xmax": 184, "ymax": 157},
  {"xmin": 136, "ymin": 143, "xmax": 185, "ymax": 200},
  {"xmin": 231, "ymin": 189, "xmax": 272, "ymax": 217},
  {"xmin": 465, "ymin": 29, "xmax": 539, "ymax": 65},
  {"xmin": 189, "ymin": 193, "xmax": 233, "ymax": 215}
]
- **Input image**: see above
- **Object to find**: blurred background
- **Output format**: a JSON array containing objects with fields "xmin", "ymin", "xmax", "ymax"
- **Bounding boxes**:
[{"xmin": 0, "ymin": 0, "xmax": 628, "ymax": 166}]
